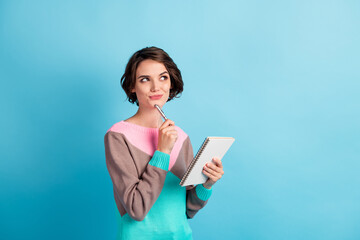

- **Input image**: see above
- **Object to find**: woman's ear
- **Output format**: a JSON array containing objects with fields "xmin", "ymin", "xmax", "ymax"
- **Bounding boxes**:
[{"xmin": 131, "ymin": 88, "xmax": 135, "ymax": 93}]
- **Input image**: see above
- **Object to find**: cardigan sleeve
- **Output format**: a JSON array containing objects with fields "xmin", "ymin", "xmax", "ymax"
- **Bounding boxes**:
[
  {"xmin": 183, "ymin": 136, "xmax": 213, "ymax": 219},
  {"xmin": 186, "ymin": 184, "xmax": 213, "ymax": 219},
  {"xmin": 104, "ymin": 131, "xmax": 169, "ymax": 221}
]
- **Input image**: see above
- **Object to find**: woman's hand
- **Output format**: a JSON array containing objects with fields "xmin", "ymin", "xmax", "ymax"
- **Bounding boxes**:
[
  {"xmin": 157, "ymin": 119, "xmax": 178, "ymax": 155},
  {"xmin": 202, "ymin": 157, "xmax": 224, "ymax": 189}
]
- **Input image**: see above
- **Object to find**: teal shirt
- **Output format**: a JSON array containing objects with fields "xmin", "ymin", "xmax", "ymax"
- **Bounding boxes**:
[
  {"xmin": 114, "ymin": 151, "xmax": 213, "ymax": 239},
  {"xmin": 115, "ymin": 172, "xmax": 193, "ymax": 240}
]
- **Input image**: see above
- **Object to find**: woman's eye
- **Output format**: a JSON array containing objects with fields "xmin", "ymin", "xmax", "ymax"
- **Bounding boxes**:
[
  {"xmin": 160, "ymin": 76, "xmax": 168, "ymax": 81},
  {"xmin": 140, "ymin": 78, "xmax": 149, "ymax": 82}
]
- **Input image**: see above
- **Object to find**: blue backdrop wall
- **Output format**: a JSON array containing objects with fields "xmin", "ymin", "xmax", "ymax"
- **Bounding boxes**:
[{"xmin": 1, "ymin": 1, "xmax": 359, "ymax": 239}]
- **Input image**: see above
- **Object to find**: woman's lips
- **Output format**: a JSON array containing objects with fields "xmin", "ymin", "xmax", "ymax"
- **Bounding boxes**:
[{"xmin": 149, "ymin": 95, "xmax": 163, "ymax": 100}]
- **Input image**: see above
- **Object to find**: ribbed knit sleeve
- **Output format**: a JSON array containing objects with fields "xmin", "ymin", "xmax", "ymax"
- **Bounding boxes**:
[
  {"xmin": 104, "ymin": 131, "xmax": 169, "ymax": 221},
  {"xmin": 195, "ymin": 184, "xmax": 213, "ymax": 201},
  {"xmin": 149, "ymin": 150, "xmax": 170, "ymax": 171},
  {"xmin": 181, "ymin": 137, "xmax": 212, "ymax": 219}
]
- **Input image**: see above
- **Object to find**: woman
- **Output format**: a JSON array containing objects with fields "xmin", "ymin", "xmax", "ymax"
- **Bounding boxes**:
[{"xmin": 104, "ymin": 46, "xmax": 224, "ymax": 239}]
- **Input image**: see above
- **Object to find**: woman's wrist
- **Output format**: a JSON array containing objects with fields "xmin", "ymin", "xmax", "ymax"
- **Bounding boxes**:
[
  {"xmin": 156, "ymin": 148, "xmax": 171, "ymax": 155},
  {"xmin": 202, "ymin": 183, "xmax": 212, "ymax": 189}
]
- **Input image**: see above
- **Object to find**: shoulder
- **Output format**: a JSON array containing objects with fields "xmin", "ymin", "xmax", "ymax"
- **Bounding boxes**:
[
  {"xmin": 106, "ymin": 121, "xmax": 127, "ymax": 134},
  {"xmin": 104, "ymin": 121, "xmax": 129, "ymax": 145}
]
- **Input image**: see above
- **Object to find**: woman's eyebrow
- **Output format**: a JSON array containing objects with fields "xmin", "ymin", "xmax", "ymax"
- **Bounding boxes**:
[
  {"xmin": 137, "ymin": 75, "xmax": 149, "ymax": 79},
  {"xmin": 137, "ymin": 71, "xmax": 168, "ymax": 79}
]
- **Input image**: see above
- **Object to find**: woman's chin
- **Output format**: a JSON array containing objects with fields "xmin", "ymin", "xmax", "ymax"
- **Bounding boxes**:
[
  {"xmin": 149, "ymin": 99, "xmax": 166, "ymax": 107},
  {"xmin": 138, "ymin": 101, "xmax": 164, "ymax": 109}
]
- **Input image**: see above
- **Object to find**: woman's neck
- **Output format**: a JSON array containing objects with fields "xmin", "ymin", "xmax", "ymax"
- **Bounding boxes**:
[{"xmin": 126, "ymin": 106, "xmax": 163, "ymax": 128}]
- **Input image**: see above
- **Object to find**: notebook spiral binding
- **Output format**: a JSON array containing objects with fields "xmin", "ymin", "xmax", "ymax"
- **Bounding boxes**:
[{"xmin": 180, "ymin": 137, "xmax": 210, "ymax": 186}]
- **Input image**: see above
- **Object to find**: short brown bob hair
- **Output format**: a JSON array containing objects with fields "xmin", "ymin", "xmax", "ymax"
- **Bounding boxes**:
[{"xmin": 120, "ymin": 46, "xmax": 183, "ymax": 106}]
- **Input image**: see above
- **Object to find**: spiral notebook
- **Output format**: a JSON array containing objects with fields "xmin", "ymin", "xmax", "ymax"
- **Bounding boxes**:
[{"xmin": 180, "ymin": 137, "xmax": 235, "ymax": 186}]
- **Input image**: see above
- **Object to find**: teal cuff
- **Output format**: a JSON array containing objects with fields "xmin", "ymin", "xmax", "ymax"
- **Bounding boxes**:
[
  {"xmin": 149, "ymin": 150, "xmax": 170, "ymax": 171},
  {"xmin": 195, "ymin": 184, "xmax": 213, "ymax": 201}
]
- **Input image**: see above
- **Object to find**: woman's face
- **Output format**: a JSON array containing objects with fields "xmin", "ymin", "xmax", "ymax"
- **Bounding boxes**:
[{"xmin": 132, "ymin": 59, "xmax": 171, "ymax": 108}]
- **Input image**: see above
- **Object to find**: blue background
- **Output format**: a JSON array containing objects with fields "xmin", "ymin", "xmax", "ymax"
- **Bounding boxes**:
[{"xmin": 1, "ymin": 1, "xmax": 359, "ymax": 239}]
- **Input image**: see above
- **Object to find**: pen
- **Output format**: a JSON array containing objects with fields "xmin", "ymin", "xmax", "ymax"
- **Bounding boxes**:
[{"xmin": 154, "ymin": 104, "xmax": 168, "ymax": 121}]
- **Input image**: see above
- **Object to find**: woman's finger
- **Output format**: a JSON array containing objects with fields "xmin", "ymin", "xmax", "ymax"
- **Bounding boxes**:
[
  {"xmin": 206, "ymin": 163, "xmax": 224, "ymax": 175},
  {"xmin": 203, "ymin": 166, "xmax": 222, "ymax": 179},
  {"xmin": 163, "ymin": 130, "xmax": 178, "ymax": 137},
  {"xmin": 203, "ymin": 170, "xmax": 219, "ymax": 182},
  {"xmin": 160, "ymin": 119, "xmax": 175, "ymax": 129},
  {"xmin": 212, "ymin": 157, "xmax": 223, "ymax": 168},
  {"xmin": 202, "ymin": 170, "xmax": 215, "ymax": 180},
  {"xmin": 161, "ymin": 126, "xmax": 176, "ymax": 134}
]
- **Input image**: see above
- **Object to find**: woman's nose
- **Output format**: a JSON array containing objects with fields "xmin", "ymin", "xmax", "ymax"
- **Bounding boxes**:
[{"xmin": 151, "ymin": 80, "xmax": 160, "ymax": 91}]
